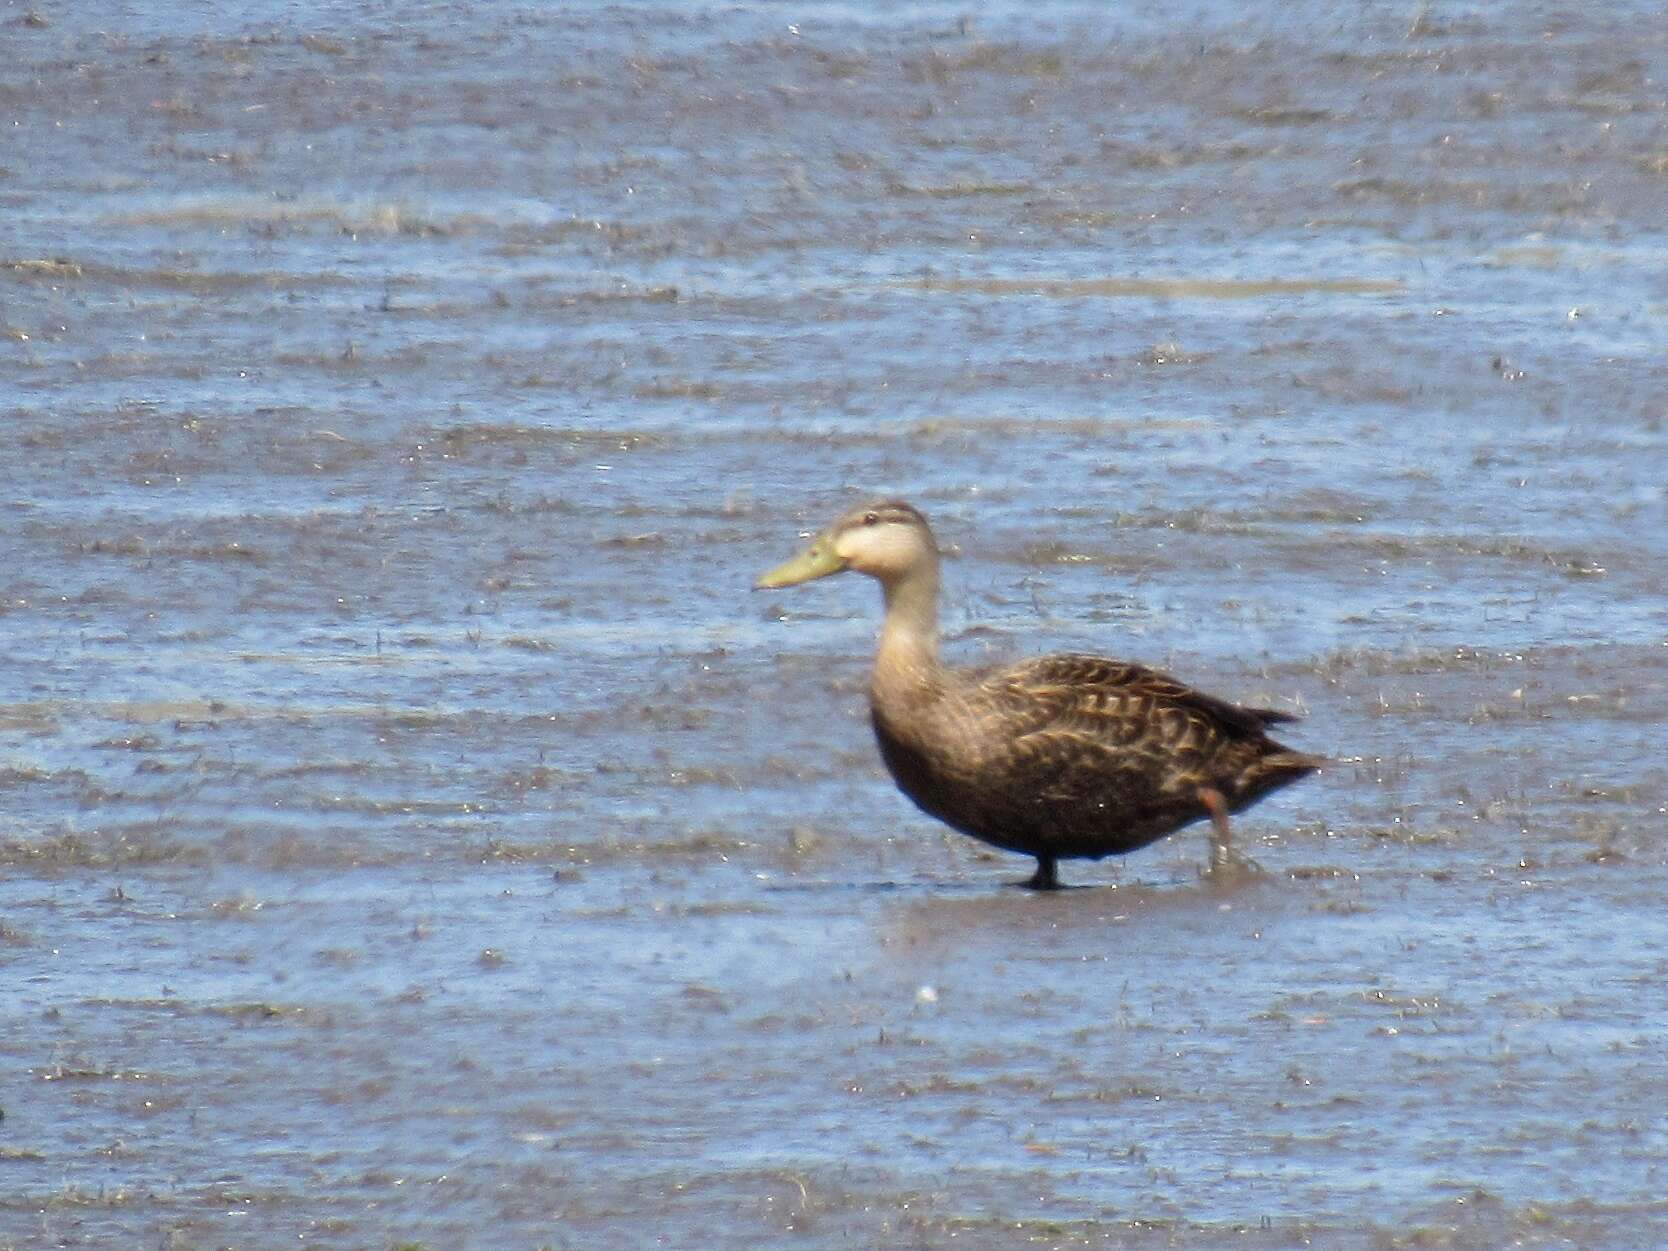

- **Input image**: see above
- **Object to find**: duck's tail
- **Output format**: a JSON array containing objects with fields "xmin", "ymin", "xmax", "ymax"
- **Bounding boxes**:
[{"xmin": 1234, "ymin": 747, "xmax": 1327, "ymax": 808}]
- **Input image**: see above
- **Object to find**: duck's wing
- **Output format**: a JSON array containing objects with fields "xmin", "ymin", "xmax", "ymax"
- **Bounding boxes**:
[
  {"xmin": 976, "ymin": 653, "xmax": 1298, "ymax": 742},
  {"xmin": 958, "ymin": 654, "xmax": 1320, "ymax": 824}
]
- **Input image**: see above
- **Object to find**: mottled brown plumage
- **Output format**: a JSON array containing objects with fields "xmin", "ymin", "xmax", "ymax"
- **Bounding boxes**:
[{"xmin": 756, "ymin": 500, "xmax": 1323, "ymax": 888}]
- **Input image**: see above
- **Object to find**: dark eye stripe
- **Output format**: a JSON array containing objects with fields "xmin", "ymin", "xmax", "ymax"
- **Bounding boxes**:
[{"xmin": 840, "ymin": 500, "xmax": 928, "ymax": 534}]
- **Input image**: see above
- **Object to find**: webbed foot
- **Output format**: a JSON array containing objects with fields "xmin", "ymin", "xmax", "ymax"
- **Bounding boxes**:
[{"xmin": 1202, "ymin": 843, "xmax": 1268, "ymax": 884}]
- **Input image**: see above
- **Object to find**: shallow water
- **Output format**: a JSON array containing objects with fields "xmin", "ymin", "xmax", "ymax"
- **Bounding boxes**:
[{"xmin": 3, "ymin": 0, "xmax": 1668, "ymax": 1246}]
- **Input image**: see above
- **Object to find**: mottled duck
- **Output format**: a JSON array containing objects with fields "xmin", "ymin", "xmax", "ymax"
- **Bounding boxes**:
[{"xmin": 756, "ymin": 501, "xmax": 1322, "ymax": 889}]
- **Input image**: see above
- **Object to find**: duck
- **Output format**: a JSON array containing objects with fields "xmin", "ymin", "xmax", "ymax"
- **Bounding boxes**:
[{"xmin": 755, "ymin": 500, "xmax": 1323, "ymax": 889}]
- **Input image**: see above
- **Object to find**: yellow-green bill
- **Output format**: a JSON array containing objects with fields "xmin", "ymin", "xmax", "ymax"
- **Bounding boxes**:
[{"xmin": 754, "ymin": 536, "xmax": 845, "ymax": 589}]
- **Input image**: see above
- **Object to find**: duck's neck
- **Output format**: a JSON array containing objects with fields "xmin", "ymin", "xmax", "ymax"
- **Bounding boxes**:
[{"xmin": 873, "ymin": 563, "xmax": 941, "ymax": 705}]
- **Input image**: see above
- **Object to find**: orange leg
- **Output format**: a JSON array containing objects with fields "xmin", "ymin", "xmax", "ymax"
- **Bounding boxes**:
[{"xmin": 1198, "ymin": 786, "xmax": 1233, "ymax": 869}]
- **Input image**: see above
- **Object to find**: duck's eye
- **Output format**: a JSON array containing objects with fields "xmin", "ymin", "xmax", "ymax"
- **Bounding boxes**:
[{"xmin": 863, "ymin": 512, "xmax": 879, "ymax": 526}]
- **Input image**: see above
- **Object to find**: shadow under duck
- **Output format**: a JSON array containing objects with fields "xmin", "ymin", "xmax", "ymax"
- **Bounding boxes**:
[{"xmin": 756, "ymin": 500, "xmax": 1323, "ymax": 889}]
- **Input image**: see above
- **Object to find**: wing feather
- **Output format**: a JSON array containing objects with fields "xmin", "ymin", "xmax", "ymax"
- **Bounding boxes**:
[{"xmin": 980, "ymin": 653, "xmax": 1296, "ymax": 741}]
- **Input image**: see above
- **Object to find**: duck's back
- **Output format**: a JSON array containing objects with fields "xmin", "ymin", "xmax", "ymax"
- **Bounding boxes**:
[{"xmin": 871, "ymin": 653, "xmax": 1319, "ymax": 861}]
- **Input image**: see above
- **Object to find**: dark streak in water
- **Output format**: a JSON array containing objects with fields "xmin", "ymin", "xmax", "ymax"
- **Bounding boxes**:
[{"xmin": 901, "ymin": 276, "xmax": 1404, "ymax": 298}]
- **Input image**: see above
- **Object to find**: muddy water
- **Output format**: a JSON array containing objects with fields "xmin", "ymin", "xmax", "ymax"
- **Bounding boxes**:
[{"xmin": 3, "ymin": 0, "xmax": 1668, "ymax": 1246}]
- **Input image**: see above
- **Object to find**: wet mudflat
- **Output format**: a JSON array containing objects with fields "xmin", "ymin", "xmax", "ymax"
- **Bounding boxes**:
[{"xmin": 3, "ymin": 0, "xmax": 1668, "ymax": 1246}]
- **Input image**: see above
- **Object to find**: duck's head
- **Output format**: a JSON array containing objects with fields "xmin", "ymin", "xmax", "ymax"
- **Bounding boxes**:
[{"xmin": 755, "ymin": 500, "xmax": 937, "ymax": 589}]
